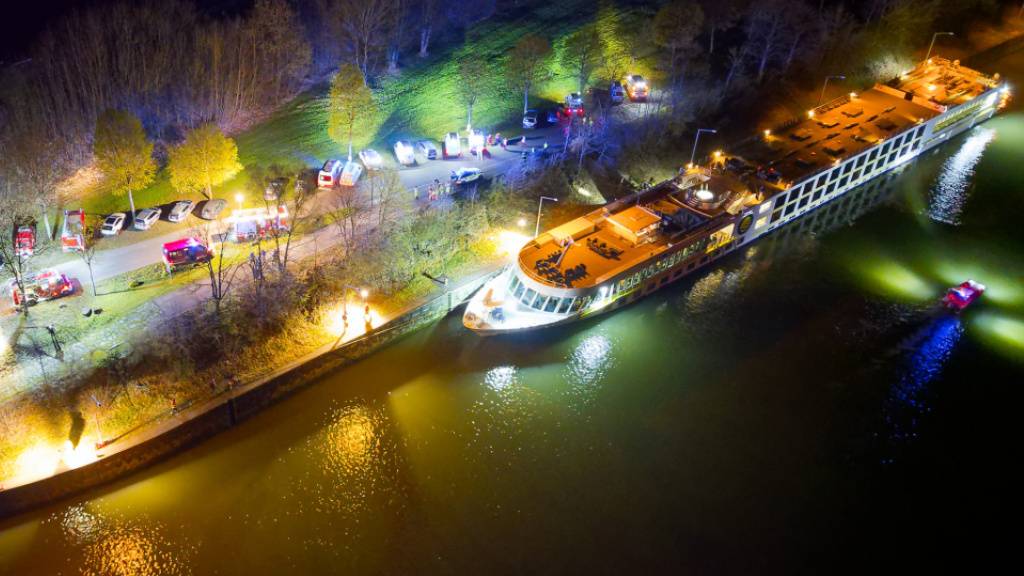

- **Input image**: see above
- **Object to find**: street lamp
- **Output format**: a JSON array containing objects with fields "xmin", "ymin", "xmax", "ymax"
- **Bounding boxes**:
[
  {"xmin": 341, "ymin": 286, "xmax": 369, "ymax": 325},
  {"xmin": 817, "ymin": 74, "xmax": 846, "ymax": 106},
  {"xmin": 234, "ymin": 192, "xmax": 245, "ymax": 210},
  {"xmin": 925, "ymin": 31, "xmax": 954, "ymax": 63},
  {"xmin": 535, "ymin": 196, "xmax": 558, "ymax": 237},
  {"xmin": 689, "ymin": 128, "xmax": 717, "ymax": 168}
]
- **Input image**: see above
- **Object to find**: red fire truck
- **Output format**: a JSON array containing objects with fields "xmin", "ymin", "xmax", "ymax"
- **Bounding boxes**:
[
  {"xmin": 15, "ymin": 225, "xmax": 35, "ymax": 258},
  {"xmin": 7, "ymin": 269, "xmax": 74, "ymax": 309},
  {"xmin": 226, "ymin": 206, "xmax": 289, "ymax": 242}
]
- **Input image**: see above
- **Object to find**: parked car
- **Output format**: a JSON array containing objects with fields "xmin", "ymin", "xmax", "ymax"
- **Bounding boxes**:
[
  {"xmin": 625, "ymin": 74, "xmax": 649, "ymax": 101},
  {"xmin": 100, "ymin": 213, "xmax": 126, "ymax": 236},
  {"xmin": 415, "ymin": 140, "xmax": 439, "ymax": 160},
  {"xmin": 198, "ymin": 199, "xmax": 227, "ymax": 220},
  {"xmin": 443, "ymin": 132, "xmax": 462, "ymax": 158},
  {"xmin": 394, "ymin": 140, "xmax": 416, "ymax": 166},
  {"xmin": 523, "ymin": 109, "xmax": 539, "ymax": 129},
  {"xmin": 168, "ymin": 200, "xmax": 195, "ymax": 223},
  {"xmin": 339, "ymin": 159, "xmax": 363, "ymax": 186},
  {"xmin": 318, "ymin": 159, "xmax": 344, "ymax": 188},
  {"xmin": 564, "ymin": 93, "xmax": 585, "ymax": 117},
  {"xmin": 162, "ymin": 237, "xmax": 212, "ymax": 272},
  {"xmin": 610, "ymin": 81, "xmax": 626, "ymax": 104},
  {"xmin": 359, "ymin": 148, "xmax": 384, "ymax": 170},
  {"xmin": 450, "ymin": 166, "xmax": 482, "ymax": 185},
  {"xmin": 8, "ymin": 269, "xmax": 74, "ymax": 309},
  {"xmin": 61, "ymin": 210, "xmax": 86, "ymax": 252},
  {"xmin": 547, "ymin": 105, "xmax": 566, "ymax": 124},
  {"xmin": 265, "ymin": 177, "xmax": 287, "ymax": 201},
  {"xmin": 133, "ymin": 208, "xmax": 161, "ymax": 230},
  {"xmin": 15, "ymin": 225, "xmax": 36, "ymax": 258}
]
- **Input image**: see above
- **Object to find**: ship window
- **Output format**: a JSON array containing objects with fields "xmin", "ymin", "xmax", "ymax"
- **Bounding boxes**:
[
  {"xmin": 852, "ymin": 169, "xmax": 861, "ymax": 181},
  {"xmin": 816, "ymin": 175, "xmax": 827, "ymax": 188},
  {"xmin": 509, "ymin": 276, "xmax": 520, "ymax": 292},
  {"xmin": 514, "ymin": 282, "xmax": 526, "ymax": 299},
  {"xmin": 828, "ymin": 169, "xmax": 839, "ymax": 182},
  {"xmin": 522, "ymin": 288, "xmax": 537, "ymax": 306},
  {"xmin": 856, "ymin": 155, "xmax": 866, "ymax": 167},
  {"xmin": 557, "ymin": 298, "xmax": 573, "ymax": 314},
  {"xmin": 784, "ymin": 204, "xmax": 795, "ymax": 216},
  {"xmin": 826, "ymin": 182, "xmax": 836, "ymax": 194},
  {"xmin": 570, "ymin": 298, "xmax": 584, "ymax": 312},
  {"xmin": 882, "ymin": 142, "xmax": 891, "ymax": 154},
  {"xmin": 842, "ymin": 162, "xmax": 853, "ymax": 175},
  {"xmin": 771, "ymin": 209, "xmax": 783, "ymax": 223},
  {"xmin": 533, "ymin": 295, "xmax": 547, "ymax": 310},
  {"xmin": 812, "ymin": 189, "xmax": 823, "ymax": 201},
  {"xmin": 544, "ymin": 297, "xmax": 559, "ymax": 312},
  {"xmin": 798, "ymin": 197, "xmax": 809, "ymax": 208},
  {"xmin": 839, "ymin": 176, "xmax": 848, "ymax": 188}
]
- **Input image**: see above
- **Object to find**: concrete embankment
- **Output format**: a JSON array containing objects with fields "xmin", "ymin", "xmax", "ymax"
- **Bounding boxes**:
[{"xmin": 0, "ymin": 268, "xmax": 500, "ymax": 519}]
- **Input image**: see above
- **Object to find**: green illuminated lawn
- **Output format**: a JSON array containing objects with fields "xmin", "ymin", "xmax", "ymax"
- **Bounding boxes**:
[{"xmin": 76, "ymin": 0, "xmax": 653, "ymax": 216}]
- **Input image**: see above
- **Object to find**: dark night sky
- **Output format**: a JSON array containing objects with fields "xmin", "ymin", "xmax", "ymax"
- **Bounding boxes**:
[{"xmin": 0, "ymin": 0, "xmax": 254, "ymax": 62}]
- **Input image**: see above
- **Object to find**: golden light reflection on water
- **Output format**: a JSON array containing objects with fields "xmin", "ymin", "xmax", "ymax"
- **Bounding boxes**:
[
  {"xmin": 293, "ymin": 400, "xmax": 408, "ymax": 524},
  {"xmin": 36, "ymin": 503, "xmax": 200, "ymax": 576}
]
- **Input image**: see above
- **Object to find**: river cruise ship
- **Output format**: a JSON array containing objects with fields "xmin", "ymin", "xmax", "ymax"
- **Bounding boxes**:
[{"xmin": 464, "ymin": 57, "xmax": 1010, "ymax": 335}]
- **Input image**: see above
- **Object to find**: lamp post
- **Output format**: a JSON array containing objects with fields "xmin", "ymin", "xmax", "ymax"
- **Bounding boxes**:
[
  {"xmin": 817, "ymin": 74, "xmax": 846, "ymax": 106},
  {"xmin": 234, "ymin": 192, "xmax": 245, "ymax": 211},
  {"xmin": 535, "ymin": 196, "xmax": 558, "ymax": 237},
  {"xmin": 925, "ymin": 32, "xmax": 954, "ymax": 63},
  {"xmin": 342, "ymin": 286, "xmax": 369, "ymax": 325},
  {"xmin": 689, "ymin": 128, "xmax": 717, "ymax": 168}
]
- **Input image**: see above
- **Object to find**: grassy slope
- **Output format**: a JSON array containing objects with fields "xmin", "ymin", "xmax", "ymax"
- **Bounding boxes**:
[{"xmin": 77, "ymin": 0, "xmax": 606, "ymax": 215}]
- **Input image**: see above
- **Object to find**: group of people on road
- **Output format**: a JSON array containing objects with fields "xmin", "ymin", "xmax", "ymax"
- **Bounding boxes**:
[{"xmin": 414, "ymin": 178, "xmax": 453, "ymax": 202}]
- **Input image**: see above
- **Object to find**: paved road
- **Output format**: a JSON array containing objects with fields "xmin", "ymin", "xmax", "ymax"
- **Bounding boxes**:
[{"xmin": 47, "ymin": 128, "xmax": 563, "ymax": 289}]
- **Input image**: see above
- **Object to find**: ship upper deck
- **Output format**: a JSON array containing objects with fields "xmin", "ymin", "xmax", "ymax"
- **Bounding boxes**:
[
  {"xmin": 518, "ymin": 171, "xmax": 754, "ymax": 290},
  {"xmin": 893, "ymin": 56, "xmax": 1000, "ymax": 107},
  {"xmin": 734, "ymin": 55, "xmax": 1000, "ymax": 194},
  {"xmin": 735, "ymin": 86, "xmax": 940, "ymax": 192}
]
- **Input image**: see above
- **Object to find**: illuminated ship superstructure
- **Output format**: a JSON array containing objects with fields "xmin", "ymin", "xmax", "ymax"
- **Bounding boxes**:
[{"xmin": 464, "ymin": 57, "xmax": 1009, "ymax": 334}]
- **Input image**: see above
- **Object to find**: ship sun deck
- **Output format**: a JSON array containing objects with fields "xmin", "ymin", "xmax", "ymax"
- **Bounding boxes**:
[
  {"xmin": 895, "ymin": 56, "xmax": 1000, "ymax": 107},
  {"xmin": 739, "ymin": 88, "xmax": 938, "ymax": 191},
  {"xmin": 519, "ymin": 172, "xmax": 753, "ymax": 290}
]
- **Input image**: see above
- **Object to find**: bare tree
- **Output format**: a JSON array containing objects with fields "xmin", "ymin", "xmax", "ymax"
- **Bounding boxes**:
[
  {"xmin": 561, "ymin": 24, "xmax": 603, "ymax": 94},
  {"xmin": 386, "ymin": 0, "xmax": 410, "ymax": 73},
  {"xmin": 416, "ymin": 0, "xmax": 442, "ymax": 58},
  {"xmin": 654, "ymin": 1, "xmax": 705, "ymax": 95},
  {"xmin": 507, "ymin": 35, "xmax": 552, "ymax": 114},
  {"xmin": 4, "ymin": 130, "xmax": 63, "ymax": 240},
  {"xmin": 744, "ymin": 0, "xmax": 801, "ymax": 83},
  {"xmin": 455, "ymin": 58, "xmax": 490, "ymax": 130},
  {"xmin": 699, "ymin": 0, "xmax": 742, "ymax": 55},
  {"xmin": 0, "ymin": 178, "xmax": 47, "ymax": 318},
  {"xmin": 336, "ymin": 0, "xmax": 393, "ymax": 78}
]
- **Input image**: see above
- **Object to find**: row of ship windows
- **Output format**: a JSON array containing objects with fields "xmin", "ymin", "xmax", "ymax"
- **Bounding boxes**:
[
  {"xmin": 767, "ymin": 171, "xmax": 896, "ymax": 234},
  {"xmin": 770, "ymin": 133, "xmax": 922, "ymax": 223},
  {"xmin": 507, "ymin": 275, "xmax": 587, "ymax": 314}
]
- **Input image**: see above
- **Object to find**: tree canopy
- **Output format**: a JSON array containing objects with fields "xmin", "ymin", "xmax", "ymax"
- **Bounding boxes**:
[
  {"xmin": 168, "ymin": 124, "xmax": 242, "ymax": 199},
  {"xmin": 327, "ymin": 63, "xmax": 379, "ymax": 159},
  {"xmin": 94, "ymin": 109, "xmax": 156, "ymax": 217}
]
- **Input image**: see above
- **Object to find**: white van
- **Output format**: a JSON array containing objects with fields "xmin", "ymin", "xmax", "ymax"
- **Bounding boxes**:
[{"xmin": 318, "ymin": 159, "xmax": 344, "ymax": 188}]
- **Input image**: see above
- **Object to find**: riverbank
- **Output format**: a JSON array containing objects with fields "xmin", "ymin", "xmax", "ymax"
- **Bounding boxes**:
[{"xmin": 0, "ymin": 262, "xmax": 501, "ymax": 518}]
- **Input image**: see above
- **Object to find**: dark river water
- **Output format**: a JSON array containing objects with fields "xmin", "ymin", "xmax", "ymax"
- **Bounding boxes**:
[{"xmin": 3, "ymin": 66, "xmax": 1023, "ymax": 574}]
